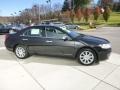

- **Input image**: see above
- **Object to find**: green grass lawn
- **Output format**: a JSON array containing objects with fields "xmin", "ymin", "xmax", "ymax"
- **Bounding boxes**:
[
  {"xmin": 107, "ymin": 12, "xmax": 120, "ymax": 26},
  {"xmin": 96, "ymin": 12, "xmax": 120, "ymax": 26},
  {"xmin": 73, "ymin": 12, "xmax": 120, "ymax": 30}
]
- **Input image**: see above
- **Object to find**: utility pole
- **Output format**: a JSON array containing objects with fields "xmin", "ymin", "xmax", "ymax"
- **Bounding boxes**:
[
  {"xmin": 14, "ymin": 12, "xmax": 17, "ymax": 24},
  {"xmin": 72, "ymin": 0, "xmax": 74, "ymax": 10},
  {"xmin": 46, "ymin": 0, "xmax": 52, "ymax": 19},
  {"xmin": 38, "ymin": 0, "xmax": 41, "ymax": 23},
  {"xmin": 33, "ymin": 0, "xmax": 41, "ymax": 23},
  {"xmin": 71, "ymin": 0, "xmax": 74, "ymax": 24},
  {"xmin": 38, "ymin": 4, "xmax": 40, "ymax": 23},
  {"xmin": 11, "ymin": 13, "xmax": 15, "ymax": 24}
]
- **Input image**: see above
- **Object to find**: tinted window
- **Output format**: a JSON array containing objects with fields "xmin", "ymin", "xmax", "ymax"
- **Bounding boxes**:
[
  {"xmin": 45, "ymin": 27, "xmax": 70, "ymax": 39},
  {"xmin": 0, "ymin": 25, "xmax": 4, "ymax": 29},
  {"xmin": 61, "ymin": 27, "xmax": 80, "ymax": 38}
]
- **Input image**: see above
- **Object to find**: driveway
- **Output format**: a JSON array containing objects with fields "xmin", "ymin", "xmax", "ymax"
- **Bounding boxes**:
[{"xmin": 0, "ymin": 27, "xmax": 120, "ymax": 90}]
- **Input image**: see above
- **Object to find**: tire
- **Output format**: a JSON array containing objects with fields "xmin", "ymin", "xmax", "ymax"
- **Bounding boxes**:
[
  {"xmin": 77, "ymin": 48, "xmax": 97, "ymax": 65},
  {"xmin": 15, "ymin": 45, "xmax": 29, "ymax": 59}
]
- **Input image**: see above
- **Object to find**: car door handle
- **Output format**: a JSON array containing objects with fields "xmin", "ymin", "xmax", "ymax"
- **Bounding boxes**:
[
  {"xmin": 22, "ymin": 39, "xmax": 28, "ymax": 41},
  {"xmin": 46, "ymin": 40, "xmax": 53, "ymax": 43}
]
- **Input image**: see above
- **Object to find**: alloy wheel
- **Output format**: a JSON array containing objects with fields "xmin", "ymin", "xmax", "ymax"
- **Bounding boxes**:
[
  {"xmin": 79, "ymin": 49, "xmax": 96, "ymax": 65},
  {"xmin": 15, "ymin": 45, "xmax": 29, "ymax": 59}
]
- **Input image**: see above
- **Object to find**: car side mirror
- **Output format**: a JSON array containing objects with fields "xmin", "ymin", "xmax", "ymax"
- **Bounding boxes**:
[{"xmin": 62, "ymin": 36, "xmax": 69, "ymax": 41}]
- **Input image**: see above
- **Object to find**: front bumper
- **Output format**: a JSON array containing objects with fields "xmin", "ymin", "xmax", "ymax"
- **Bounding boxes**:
[{"xmin": 97, "ymin": 48, "xmax": 112, "ymax": 60}]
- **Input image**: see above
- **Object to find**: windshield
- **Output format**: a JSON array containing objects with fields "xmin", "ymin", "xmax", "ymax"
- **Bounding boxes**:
[{"xmin": 60, "ymin": 26, "xmax": 80, "ymax": 38}]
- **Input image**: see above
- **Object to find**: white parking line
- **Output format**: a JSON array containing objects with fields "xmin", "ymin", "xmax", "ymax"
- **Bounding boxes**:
[{"xmin": 0, "ymin": 47, "xmax": 6, "ymax": 50}]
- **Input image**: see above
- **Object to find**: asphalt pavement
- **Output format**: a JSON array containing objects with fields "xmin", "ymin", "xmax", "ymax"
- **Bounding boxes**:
[{"xmin": 0, "ymin": 27, "xmax": 120, "ymax": 90}]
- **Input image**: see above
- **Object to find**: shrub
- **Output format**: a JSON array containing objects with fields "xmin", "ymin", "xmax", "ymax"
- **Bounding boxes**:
[
  {"xmin": 93, "ymin": 7, "xmax": 101, "ymax": 21},
  {"xmin": 70, "ymin": 10, "xmax": 75, "ymax": 23},
  {"xmin": 75, "ymin": 8, "xmax": 82, "ymax": 22},
  {"xmin": 83, "ymin": 8, "xmax": 90, "ymax": 22},
  {"xmin": 103, "ymin": 6, "xmax": 111, "ymax": 22}
]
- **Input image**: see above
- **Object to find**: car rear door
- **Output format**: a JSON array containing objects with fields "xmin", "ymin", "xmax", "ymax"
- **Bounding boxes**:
[
  {"xmin": 20, "ymin": 26, "xmax": 61, "ymax": 55},
  {"xmin": 20, "ymin": 26, "xmax": 47, "ymax": 54}
]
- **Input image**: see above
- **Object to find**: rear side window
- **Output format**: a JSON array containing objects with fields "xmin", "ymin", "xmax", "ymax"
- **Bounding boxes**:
[{"xmin": 23, "ymin": 27, "xmax": 45, "ymax": 37}]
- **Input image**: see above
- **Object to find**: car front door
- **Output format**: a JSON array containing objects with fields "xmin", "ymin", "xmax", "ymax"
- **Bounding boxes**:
[{"xmin": 44, "ymin": 26, "xmax": 75, "ymax": 56}]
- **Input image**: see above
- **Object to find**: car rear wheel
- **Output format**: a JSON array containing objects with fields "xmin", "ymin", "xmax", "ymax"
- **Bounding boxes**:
[
  {"xmin": 15, "ymin": 45, "xmax": 29, "ymax": 59},
  {"xmin": 78, "ymin": 48, "xmax": 97, "ymax": 65}
]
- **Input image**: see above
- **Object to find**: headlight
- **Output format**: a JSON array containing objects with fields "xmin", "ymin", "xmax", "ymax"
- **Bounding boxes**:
[{"xmin": 99, "ymin": 43, "xmax": 111, "ymax": 49}]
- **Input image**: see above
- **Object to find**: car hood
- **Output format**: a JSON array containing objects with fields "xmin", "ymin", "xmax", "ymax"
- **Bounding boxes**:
[{"xmin": 76, "ymin": 34, "xmax": 109, "ymax": 45}]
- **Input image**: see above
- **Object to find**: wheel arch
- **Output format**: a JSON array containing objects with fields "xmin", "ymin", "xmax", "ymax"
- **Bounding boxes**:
[
  {"xmin": 13, "ymin": 44, "xmax": 29, "ymax": 59},
  {"xmin": 75, "ymin": 46, "xmax": 99, "ymax": 62},
  {"xmin": 13, "ymin": 44, "xmax": 28, "ymax": 52},
  {"xmin": 13, "ymin": 44, "xmax": 19, "ymax": 52}
]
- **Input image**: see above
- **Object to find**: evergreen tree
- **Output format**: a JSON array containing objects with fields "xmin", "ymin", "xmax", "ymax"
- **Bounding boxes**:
[
  {"xmin": 74, "ymin": 0, "xmax": 91, "ymax": 10},
  {"xmin": 62, "ymin": 0, "xmax": 70, "ymax": 12},
  {"xmin": 103, "ymin": 6, "xmax": 111, "ymax": 22},
  {"xmin": 93, "ymin": 7, "xmax": 101, "ymax": 21}
]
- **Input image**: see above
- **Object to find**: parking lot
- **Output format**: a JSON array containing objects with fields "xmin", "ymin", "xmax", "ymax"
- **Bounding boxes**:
[{"xmin": 0, "ymin": 27, "xmax": 120, "ymax": 90}]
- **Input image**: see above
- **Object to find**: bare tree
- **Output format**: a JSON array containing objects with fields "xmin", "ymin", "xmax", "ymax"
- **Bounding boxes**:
[{"xmin": 17, "ymin": 2, "xmax": 63, "ymax": 24}]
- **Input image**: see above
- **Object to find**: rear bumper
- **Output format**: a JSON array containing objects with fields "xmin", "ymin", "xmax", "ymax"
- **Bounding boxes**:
[
  {"xmin": 4, "ymin": 40, "xmax": 13, "ymax": 52},
  {"xmin": 6, "ymin": 47, "xmax": 13, "ymax": 52}
]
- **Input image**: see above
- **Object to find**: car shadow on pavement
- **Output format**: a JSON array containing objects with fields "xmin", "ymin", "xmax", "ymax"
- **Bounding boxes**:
[
  {"xmin": 21, "ymin": 55, "xmax": 99, "ymax": 66},
  {"xmin": 0, "ymin": 50, "xmax": 16, "ymax": 61},
  {"xmin": 0, "ymin": 49, "xmax": 99, "ymax": 66}
]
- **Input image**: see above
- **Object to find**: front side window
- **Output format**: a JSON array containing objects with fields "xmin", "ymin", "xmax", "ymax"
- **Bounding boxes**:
[
  {"xmin": 45, "ymin": 27, "xmax": 70, "ymax": 40},
  {"xmin": 61, "ymin": 27, "xmax": 80, "ymax": 38}
]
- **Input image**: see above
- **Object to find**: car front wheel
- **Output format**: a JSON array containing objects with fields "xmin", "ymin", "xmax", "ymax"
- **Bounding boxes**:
[
  {"xmin": 78, "ymin": 48, "xmax": 97, "ymax": 65},
  {"xmin": 15, "ymin": 45, "xmax": 29, "ymax": 59}
]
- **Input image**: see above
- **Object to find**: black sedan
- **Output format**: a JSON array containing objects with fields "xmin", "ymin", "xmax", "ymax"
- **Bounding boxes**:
[
  {"xmin": 5, "ymin": 25, "xmax": 112, "ymax": 65},
  {"xmin": 0, "ymin": 25, "xmax": 10, "ymax": 34},
  {"xmin": 0, "ymin": 24, "xmax": 19, "ymax": 34}
]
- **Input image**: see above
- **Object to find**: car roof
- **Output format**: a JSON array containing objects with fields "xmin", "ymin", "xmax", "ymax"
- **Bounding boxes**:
[
  {"xmin": 18, "ymin": 25, "xmax": 64, "ymax": 35},
  {"xmin": 27, "ymin": 25, "xmax": 61, "ymax": 28},
  {"xmin": 21, "ymin": 25, "xmax": 62, "ymax": 32}
]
